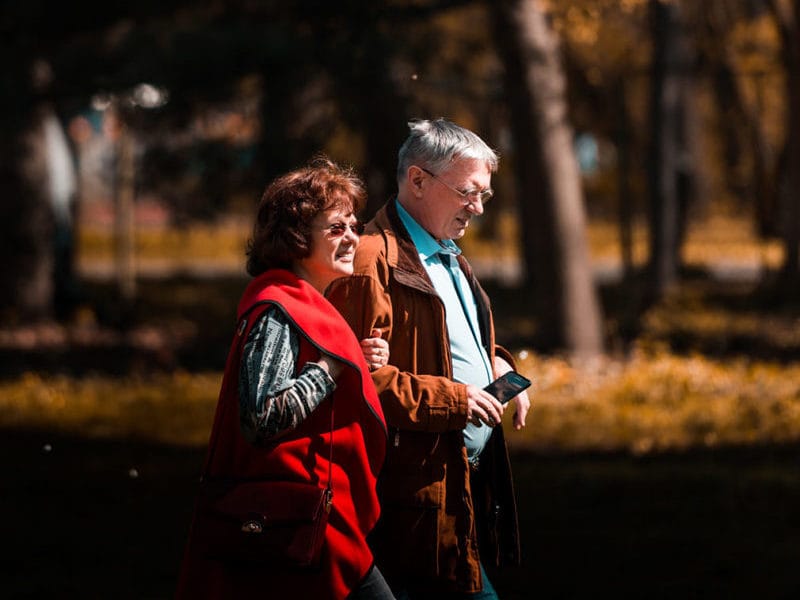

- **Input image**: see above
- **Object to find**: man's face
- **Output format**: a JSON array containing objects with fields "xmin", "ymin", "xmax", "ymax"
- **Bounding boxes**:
[{"xmin": 411, "ymin": 158, "xmax": 492, "ymax": 241}]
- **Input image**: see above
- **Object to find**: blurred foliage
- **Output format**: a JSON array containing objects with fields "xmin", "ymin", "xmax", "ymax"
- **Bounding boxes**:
[
  {"xmin": 507, "ymin": 349, "xmax": 800, "ymax": 455},
  {"xmin": 0, "ymin": 371, "xmax": 218, "ymax": 446},
  {"xmin": 74, "ymin": 205, "xmax": 784, "ymax": 275},
  {"xmin": 3, "ymin": 0, "xmax": 800, "ymax": 455},
  {"xmin": 2, "ymin": 347, "xmax": 798, "ymax": 454},
  {"xmin": 25, "ymin": 0, "xmax": 785, "ymax": 221},
  {"xmin": 3, "ymin": 0, "xmax": 796, "ymax": 242},
  {"xmin": 6, "ymin": 202, "xmax": 800, "ymax": 454},
  {"xmin": 3, "ymin": 225, "xmax": 800, "ymax": 457},
  {"xmin": 78, "ymin": 217, "xmax": 249, "ymax": 268}
]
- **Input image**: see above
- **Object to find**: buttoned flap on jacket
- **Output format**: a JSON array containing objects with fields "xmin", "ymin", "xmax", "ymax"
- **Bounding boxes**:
[{"xmin": 326, "ymin": 201, "xmax": 521, "ymax": 594}]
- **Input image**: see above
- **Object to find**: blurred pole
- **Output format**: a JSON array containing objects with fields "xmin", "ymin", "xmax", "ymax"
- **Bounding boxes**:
[{"xmin": 112, "ymin": 106, "xmax": 137, "ymax": 306}]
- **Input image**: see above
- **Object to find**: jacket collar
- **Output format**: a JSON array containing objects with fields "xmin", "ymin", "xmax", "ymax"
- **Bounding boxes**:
[
  {"xmin": 372, "ymin": 199, "xmax": 438, "ymax": 296},
  {"xmin": 371, "ymin": 199, "xmax": 492, "ymax": 350}
]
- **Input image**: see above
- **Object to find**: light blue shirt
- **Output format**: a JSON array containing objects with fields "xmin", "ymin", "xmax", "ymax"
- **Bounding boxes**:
[{"xmin": 396, "ymin": 200, "xmax": 494, "ymax": 462}]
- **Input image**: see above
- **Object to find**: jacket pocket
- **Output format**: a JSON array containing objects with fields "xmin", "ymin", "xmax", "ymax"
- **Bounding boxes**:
[
  {"xmin": 379, "ymin": 461, "xmax": 444, "ymax": 508},
  {"xmin": 373, "ymin": 462, "xmax": 446, "ymax": 578}
]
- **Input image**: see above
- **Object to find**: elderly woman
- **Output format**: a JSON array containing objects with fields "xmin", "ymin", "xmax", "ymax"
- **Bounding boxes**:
[{"xmin": 177, "ymin": 158, "xmax": 394, "ymax": 599}]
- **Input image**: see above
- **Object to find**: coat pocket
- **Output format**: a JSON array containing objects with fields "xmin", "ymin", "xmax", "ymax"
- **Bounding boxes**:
[
  {"xmin": 192, "ymin": 479, "xmax": 331, "ymax": 569},
  {"xmin": 372, "ymin": 462, "xmax": 445, "ymax": 578}
]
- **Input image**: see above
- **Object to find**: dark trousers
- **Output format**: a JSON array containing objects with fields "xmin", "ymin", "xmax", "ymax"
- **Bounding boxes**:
[{"xmin": 348, "ymin": 565, "xmax": 396, "ymax": 600}]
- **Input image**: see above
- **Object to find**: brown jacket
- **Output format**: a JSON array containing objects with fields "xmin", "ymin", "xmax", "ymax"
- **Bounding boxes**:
[{"xmin": 326, "ymin": 200, "xmax": 520, "ymax": 594}]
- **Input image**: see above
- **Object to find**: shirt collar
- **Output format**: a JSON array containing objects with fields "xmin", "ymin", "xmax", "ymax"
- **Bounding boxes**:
[{"xmin": 395, "ymin": 198, "xmax": 462, "ymax": 261}]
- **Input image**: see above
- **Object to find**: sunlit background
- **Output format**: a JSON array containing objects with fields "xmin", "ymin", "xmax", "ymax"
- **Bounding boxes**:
[{"xmin": 1, "ymin": 1, "xmax": 798, "ymax": 598}]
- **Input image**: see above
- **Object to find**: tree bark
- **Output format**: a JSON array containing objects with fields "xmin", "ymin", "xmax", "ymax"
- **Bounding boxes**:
[
  {"xmin": 321, "ymin": 11, "xmax": 409, "ymax": 219},
  {"xmin": 0, "ymin": 103, "xmax": 57, "ymax": 320},
  {"xmin": 784, "ymin": 0, "xmax": 800, "ymax": 287},
  {"xmin": 614, "ymin": 76, "xmax": 635, "ymax": 280},
  {"xmin": 113, "ymin": 115, "xmax": 138, "ymax": 306},
  {"xmin": 647, "ymin": 0, "xmax": 691, "ymax": 298},
  {"xmin": 765, "ymin": 0, "xmax": 800, "ymax": 291},
  {"xmin": 491, "ymin": 0, "xmax": 604, "ymax": 358}
]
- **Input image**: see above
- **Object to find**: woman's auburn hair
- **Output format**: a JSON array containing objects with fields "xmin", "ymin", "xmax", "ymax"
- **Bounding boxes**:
[{"xmin": 246, "ymin": 156, "xmax": 366, "ymax": 277}]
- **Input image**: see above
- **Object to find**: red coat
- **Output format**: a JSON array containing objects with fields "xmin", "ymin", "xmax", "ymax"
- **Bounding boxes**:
[{"xmin": 177, "ymin": 269, "xmax": 386, "ymax": 599}]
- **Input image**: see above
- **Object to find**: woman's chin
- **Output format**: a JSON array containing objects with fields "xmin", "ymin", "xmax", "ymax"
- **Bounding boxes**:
[{"xmin": 332, "ymin": 264, "xmax": 354, "ymax": 278}]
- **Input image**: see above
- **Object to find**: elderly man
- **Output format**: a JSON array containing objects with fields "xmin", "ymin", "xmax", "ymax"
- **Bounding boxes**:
[{"xmin": 327, "ymin": 118, "xmax": 530, "ymax": 599}]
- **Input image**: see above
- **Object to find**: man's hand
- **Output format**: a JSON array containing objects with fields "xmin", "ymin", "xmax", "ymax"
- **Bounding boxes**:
[
  {"xmin": 360, "ymin": 329, "xmax": 389, "ymax": 371},
  {"xmin": 493, "ymin": 355, "xmax": 530, "ymax": 431},
  {"xmin": 465, "ymin": 384, "xmax": 505, "ymax": 428}
]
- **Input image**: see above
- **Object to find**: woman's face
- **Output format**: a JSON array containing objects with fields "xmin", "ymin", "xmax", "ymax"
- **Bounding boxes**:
[{"xmin": 294, "ymin": 205, "xmax": 362, "ymax": 292}]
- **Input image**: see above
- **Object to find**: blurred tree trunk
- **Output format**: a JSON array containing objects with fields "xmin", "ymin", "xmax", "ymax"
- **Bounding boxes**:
[
  {"xmin": 646, "ymin": 0, "xmax": 692, "ymax": 299},
  {"xmin": 346, "ymin": 55, "xmax": 409, "ymax": 219},
  {"xmin": 0, "ymin": 58, "xmax": 58, "ymax": 321},
  {"xmin": 703, "ymin": 3, "xmax": 777, "ymax": 237},
  {"xmin": 675, "ymin": 68, "xmax": 698, "ymax": 250},
  {"xmin": 766, "ymin": 0, "xmax": 800, "ymax": 292},
  {"xmin": 614, "ymin": 76, "xmax": 635, "ymax": 280},
  {"xmin": 42, "ymin": 105, "xmax": 79, "ymax": 320},
  {"xmin": 783, "ymin": 0, "xmax": 800, "ymax": 289},
  {"xmin": 113, "ymin": 116, "xmax": 138, "ymax": 307},
  {"xmin": 714, "ymin": 63, "xmax": 775, "ymax": 235},
  {"xmin": 322, "ymin": 10, "xmax": 409, "ymax": 219},
  {"xmin": 491, "ymin": 0, "xmax": 604, "ymax": 358}
]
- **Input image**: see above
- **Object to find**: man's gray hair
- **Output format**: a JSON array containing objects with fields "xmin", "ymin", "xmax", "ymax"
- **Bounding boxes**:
[{"xmin": 397, "ymin": 118, "xmax": 499, "ymax": 184}]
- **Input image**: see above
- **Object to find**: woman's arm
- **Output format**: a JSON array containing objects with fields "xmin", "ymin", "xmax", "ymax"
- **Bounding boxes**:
[{"xmin": 238, "ymin": 307, "xmax": 336, "ymax": 445}]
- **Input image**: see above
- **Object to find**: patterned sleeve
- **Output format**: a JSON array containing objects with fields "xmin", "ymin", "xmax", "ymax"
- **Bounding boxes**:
[{"xmin": 238, "ymin": 306, "xmax": 336, "ymax": 445}]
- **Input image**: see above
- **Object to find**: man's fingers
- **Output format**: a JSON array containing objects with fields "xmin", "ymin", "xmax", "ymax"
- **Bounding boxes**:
[
  {"xmin": 481, "ymin": 392, "xmax": 505, "ymax": 423},
  {"xmin": 475, "ymin": 402, "xmax": 501, "ymax": 427},
  {"xmin": 513, "ymin": 394, "xmax": 530, "ymax": 430}
]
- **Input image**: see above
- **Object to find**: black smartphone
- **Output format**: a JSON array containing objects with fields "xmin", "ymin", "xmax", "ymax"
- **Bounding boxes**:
[{"xmin": 483, "ymin": 371, "xmax": 532, "ymax": 404}]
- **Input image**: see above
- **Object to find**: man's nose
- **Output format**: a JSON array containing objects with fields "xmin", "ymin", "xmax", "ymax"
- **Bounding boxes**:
[{"xmin": 466, "ymin": 198, "xmax": 484, "ymax": 215}]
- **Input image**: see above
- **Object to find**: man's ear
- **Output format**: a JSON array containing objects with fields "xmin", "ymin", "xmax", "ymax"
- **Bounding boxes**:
[{"xmin": 407, "ymin": 165, "xmax": 426, "ymax": 197}]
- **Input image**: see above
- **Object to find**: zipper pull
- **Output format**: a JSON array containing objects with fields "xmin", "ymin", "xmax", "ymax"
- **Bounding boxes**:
[{"xmin": 393, "ymin": 429, "xmax": 400, "ymax": 447}]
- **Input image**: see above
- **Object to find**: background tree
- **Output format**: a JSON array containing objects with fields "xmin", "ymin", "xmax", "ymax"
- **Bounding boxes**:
[
  {"xmin": 491, "ymin": 0, "xmax": 604, "ymax": 357},
  {"xmin": 3, "ymin": 0, "xmax": 799, "ymax": 348},
  {"xmin": 0, "ymin": 76, "xmax": 57, "ymax": 319},
  {"xmin": 791, "ymin": 0, "xmax": 800, "ymax": 294},
  {"xmin": 767, "ymin": 0, "xmax": 800, "ymax": 293},
  {"xmin": 0, "ymin": 0, "xmax": 201, "ymax": 319},
  {"xmin": 646, "ymin": 0, "xmax": 695, "ymax": 299}
]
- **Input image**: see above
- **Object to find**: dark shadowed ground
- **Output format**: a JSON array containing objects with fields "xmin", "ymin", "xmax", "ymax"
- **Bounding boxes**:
[
  {"xmin": 3, "ymin": 274, "xmax": 800, "ymax": 598},
  {"xmin": 1, "ymin": 428, "xmax": 798, "ymax": 599}
]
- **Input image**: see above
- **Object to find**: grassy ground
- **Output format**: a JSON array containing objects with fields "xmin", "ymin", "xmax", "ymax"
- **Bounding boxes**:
[
  {"xmin": 2, "ymin": 212, "xmax": 799, "ymax": 597},
  {"xmin": 3, "ymin": 344, "xmax": 799, "ymax": 455}
]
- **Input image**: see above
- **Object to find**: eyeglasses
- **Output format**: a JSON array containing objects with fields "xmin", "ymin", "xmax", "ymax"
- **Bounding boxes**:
[
  {"xmin": 323, "ymin": 221, "xmax": 365, "ymax": 237},
  {"xmin": 420, "ymin": 167, "xmax": 494, "ymax": 204}
]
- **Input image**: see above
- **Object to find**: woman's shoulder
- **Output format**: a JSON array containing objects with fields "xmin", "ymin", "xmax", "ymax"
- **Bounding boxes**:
[{"xmin": 243, "ymin": 303, "xmax": 293, "ymax": 342}]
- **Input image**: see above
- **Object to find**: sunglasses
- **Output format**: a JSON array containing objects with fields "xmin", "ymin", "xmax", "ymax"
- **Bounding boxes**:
[{"xmin": 323, "ymin": 221, "xmax": 365, "ymax": 237}]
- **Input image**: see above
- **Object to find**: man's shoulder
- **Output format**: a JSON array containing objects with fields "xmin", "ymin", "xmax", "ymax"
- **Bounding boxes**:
[
  {"xmin": 359, "ymin": 226, "xmax": 389, "ymax": 252},
  {"xmin": 352, "ymin": 220, "xmax": 394, "ymax": 273}
]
